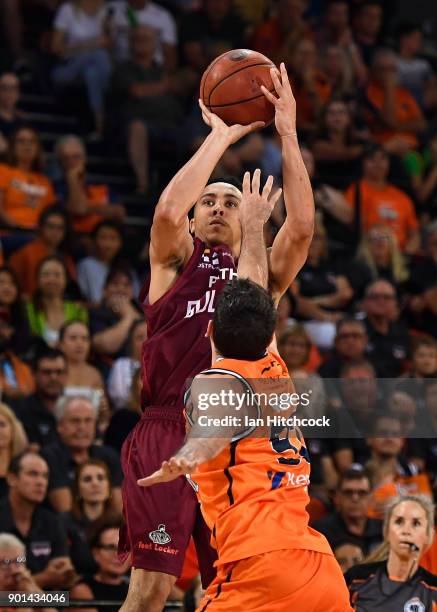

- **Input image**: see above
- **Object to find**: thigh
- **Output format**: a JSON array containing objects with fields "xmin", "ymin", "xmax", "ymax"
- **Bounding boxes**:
[{"xmin": 119, "ymin": 417, "xmax": 198, "ymax": 577}]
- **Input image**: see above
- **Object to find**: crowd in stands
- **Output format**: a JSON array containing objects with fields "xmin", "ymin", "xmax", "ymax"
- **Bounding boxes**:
[{"xmin": 0, "ymin": 0, "xmax": 436, "ymax": 609}]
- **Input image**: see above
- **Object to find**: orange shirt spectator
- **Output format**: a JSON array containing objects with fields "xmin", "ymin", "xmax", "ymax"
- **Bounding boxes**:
[
  {"xmin": 345, "ymin": 179, "xmax": 418, "ymax": 250},
  {"xmin": 0, "ymin": 127, "xmax": 55, "ymax": 230},
  {"xmin": 0, "ymin": 350, "xmax": 35, "ymax": 398},
  {"xmin": 421, "ymin": 532, "xmax": 437, "ymax": 574},
  {"xmin": 0, "ymin": 164, "xmax": 54, "ymax": 228},
  {"xmin": 367, "ymin": 473, "xmax": 432, "ymax": 520}
]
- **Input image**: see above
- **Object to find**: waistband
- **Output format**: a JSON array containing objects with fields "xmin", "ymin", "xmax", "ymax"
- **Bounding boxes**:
[{"xmin": 141, "ymin": 407, "xmax": 185, "ymax": 423}]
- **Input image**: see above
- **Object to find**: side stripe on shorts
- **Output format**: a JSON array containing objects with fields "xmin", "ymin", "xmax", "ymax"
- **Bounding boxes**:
[{"xmin": 200, "ymin": 569, "xmax": 234, "ymax": 611}]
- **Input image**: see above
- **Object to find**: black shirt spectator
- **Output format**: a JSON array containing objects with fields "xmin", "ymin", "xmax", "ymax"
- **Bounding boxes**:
[{"xmin": 313, "ymin": 511, "xmax": 382, "ymax": 555}]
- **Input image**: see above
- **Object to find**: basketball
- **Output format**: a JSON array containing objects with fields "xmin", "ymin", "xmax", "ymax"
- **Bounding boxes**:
[{"xmin": 200, "ymin": 49, "xmax": 276, "ymax": 126}]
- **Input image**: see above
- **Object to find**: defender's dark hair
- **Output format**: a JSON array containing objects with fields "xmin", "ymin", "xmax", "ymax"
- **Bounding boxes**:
[{"xmin": 212, "ymin": 279, "xmax": 276, "ymax": 360}]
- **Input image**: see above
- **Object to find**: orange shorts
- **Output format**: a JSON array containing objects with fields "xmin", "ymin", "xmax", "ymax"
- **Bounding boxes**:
[{"xmin": 197, "ymin": 549, "xmax": 352, "ymax": 611}]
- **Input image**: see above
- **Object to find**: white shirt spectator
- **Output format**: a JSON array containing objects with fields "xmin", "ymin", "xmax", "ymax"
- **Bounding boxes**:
[
  {"xmin": 54, "ymin": 2, "xmax": 109, "ymax": 49},
  {"xmin": 109, "ymin": 0, "xmax": 177, "ymax": 64},
  {"xmin": 396, "ymin": 57, "xmax": 433, "ymax": 105},
  {"xmin": 108, "ymin": 357, "xmax": 140, "ymax": 409}
]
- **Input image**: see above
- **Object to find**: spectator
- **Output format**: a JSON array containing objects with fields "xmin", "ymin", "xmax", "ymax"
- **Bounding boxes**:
[
  {"xmin": 0, "ymin": 403, "xmax": 27, "ymax": 498},
  {"xmin": 293, "ymin": 218, "xmax": 354, "ymax": 349},
  {"xmin": 105, "ymin": 368, "xmax": 141, "ymax": 452},
  {"xmin": 41, "ymin": 394, "xmax": 123, "ymax": 513},
  {"xmin": 0, "ymin": 266, "xmax": 32, "ymax": 357},
  {"xmin": 345, "ymin": 495, "xmax": 436, "ymax": 608},
  {"xmin": 407, "ymin": 337, "xmax": 437, "ymax": 380},
  {"xmin": 54, "ymin": 135, "xmax": 125, "ymax": 236},
  {"xmin": 251, "ymin": 0, "xmax": 314, "ymax": 67},
  {"xmin": 395, "ymin": 22, "xmax": 435, "ymax": 109},
  {"xmin": 107, "ymin": 319, "xmax": 146, "ymax": 410},
  {"xmin": 51, "ymin": 0, "xmax": 113, "ymax": 138},
  {"xmin": 289, "ymin": 38, "xmax": 331, "ymax": 135},
  {"xmin": 0, "ymin": 451, "xmax": 76, "ymax": 588},
  {"xmin": 353, "ymin": 224, "xmax": 409, "ymax": 296},
  {"xmin": 59, "ymin": 321, "xmax": 104, "ymax": 390},
  {"xmin": 63, "ymin": 459, "xmax": 116, "ymax": 574},
  {"xmin": 351, "ymin": 0, "xmax": 383, "ymax": 66},
  {"xmin": 405, "ymin": 220, "xmax": 437, "ymax": 337},
  {"xmin": 112, "ymin": 25, "xmax": 185, "ymax": 195},
  {"xmin": 365, "ymin": 414, "xmax": 432, "ymax": 520},
  {"xmin": 323, "ymin": 45, "xmax": 356, "ymax": 98},
  {"xmin": 333, "ymin": 539, "xmax": 364, "ymax": 573},
  {"xmin": 90, "ymin": 265, "xmax": 143, "ymax": 368},
  {"xmin": 0, "ymin": 127, "xmax": 55, "ymax": 255},
  {"xmin": 311, "ymin": 99, "xmax": 366, "ymax": 190},
  {"xmin": 9, "ymin": 206, "xmax": 76, "ymax": 300},
  {"xmin": 10, "ymin": 349, "xmax": 67, "ymax": 451},
  {"xmin": 0, "ymin": 73, "xmax": 24, "ymax": 157},
  {"xmin": 110, "ymin": 0, "xmax": 178, "ymax": 71},
  {"xmin": 313, "ymin": 467, "xmax": 383, "ymax": 555},
  {"xmin": 0, "ymin": 533, "xmax": 58, "ymax": 610},
  {"xmin": 180, "ymin": 0, "xmax": 247, "ymax": 73},
  {"xmin": 318, "ymin": 317, "xmax": 368, "ymax": 378},
  {"xmin": 70, "ymin": 520, "xmax": 130, "ymax": 612},
  {"xmin": 360, "ymin": 279, "xmax": 410, "ymax": 377},
  {"xmin": 26, "ymin": 256, "xmax": 88, "ymax": 348},
  {"xmin": 0, "ymin": 316, "xmax": 34, "ymax": 400},
  {"xmin": 345, "ymin": 146, "xmax": 420, "ymax": 253},
  {"xmin": 361, "ymin": 48, "xmax": 427, "ymax": 153}
]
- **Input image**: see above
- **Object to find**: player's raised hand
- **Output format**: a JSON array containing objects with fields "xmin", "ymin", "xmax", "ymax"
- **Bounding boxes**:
[
  {"xmin": 199, "ymin": 99, "xmax": 265, "ymax": 145},
  {"xmin": 260, "ymin": 63, "xmax": 297, "ymax": 138},
  {"xmin": 240, "ymin": 169, "xmax": 282, "ymax": 229},
  {"xmin": 137, "ymin": 456, "xmax": 198, "ymax": 487}
]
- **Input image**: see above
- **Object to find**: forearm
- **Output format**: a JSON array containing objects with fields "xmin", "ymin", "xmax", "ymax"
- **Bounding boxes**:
[
  {"xmin": 282, "ymin": 135, "xmax": 314, "ymax": 236},
  {"xmin": 381, "ymin": 88, "xmax": 397, "ymax": 127},
  {"xmin": 174, "ymin": 435, "xmax": 229, "ymax": 467},
  {"xmin": 157, "ymin": 130, "xmax": 230, "ymax": 220},
  {"xmin": 320, "ymin": 188, "xmax": 353, "ymax": 224},
  {"xmin": 92, "ymin": 317, "xmax": 134, "ymax": 355},
  {"xmin": 238, "ymin": 226, "xmax": 268, "ymax": 288},
  {"xmin": 417, "ymin": 167, "xmax": 437, "ymax": 202},
  {"xmin": 404, "ymin": 230, "xmax": 420, "ymax": 254},
  {"xmin": 66, "ymin": 180, "xmax": 89, "ymax": 215}
]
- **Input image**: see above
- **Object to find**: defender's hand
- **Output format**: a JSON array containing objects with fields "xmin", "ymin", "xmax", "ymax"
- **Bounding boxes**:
[
  {"xmin": 239, "ymin": 169, "xmax": 282, "ymax": 230},
  {"xmin": 199, "ymin": 99, "xmax": 265, "ymax": 145},
  {"xmin": 261, "ymin": 63, "xmax": 297, "ymax": 138},
  {"xmin": 137, "ymin": 457, "xmax": 198, "ymax": 487}
]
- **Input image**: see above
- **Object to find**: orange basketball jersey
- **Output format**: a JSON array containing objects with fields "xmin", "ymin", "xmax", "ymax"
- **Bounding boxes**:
[{"xmin": 185, "ymin": 351, "xmax": 332, "ymax": 566}]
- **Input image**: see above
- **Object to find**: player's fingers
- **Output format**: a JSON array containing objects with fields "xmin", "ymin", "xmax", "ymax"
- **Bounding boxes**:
[
  {"xmin": 137, "ymin": 470, "xmax": 163, "ymax": 487},
  {"xmin": 261, "ymin": 174, "xmax": 274, "ymax": 199},
  {"xmin": 269, "ymin": 187, "xmax": 283, "ymax": 206},
  {"xmin": 243, "ymin": 121, "xmax": 265, "ymax": 136},
  {"xmin": 270, "ymin": 67, "xmax": 282, "ymax": 93},
  {"xmin": 260, "ymin": 85, "xmax": 278, "ymax": 105},
  {"xmin": 251, "ymin": 168, "xmax": 261, "ymax": 195},
  {"xmin": 279, "ymin": 62, "xmax": 291, "ymax": 88},
  {"xmin": 242, "ymin": 170, "xmax": 250, "ymax": 194}
]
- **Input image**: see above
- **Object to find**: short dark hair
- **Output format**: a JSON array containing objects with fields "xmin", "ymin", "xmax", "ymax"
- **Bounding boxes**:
[
  {"xmin": 338, "ymin": 466, "xmax": 371, "ymax": 490},
  {"xmin": 212, "ymin": 279, "xmax": 276, "ymax": 360},
  {"xmin": 8, "ymin": 451, "xmax": 44, "ymax": 476},
  {"xmin": 395, "ymin": 21, "xmax": 421, "ymax": 41},
  {"xmin": 206, "ymin": 175, "xmax": 243, "ymax": 192},
  {"xmin": 336, "ymin": 316, "xmax": 366, "ymax": 335},
  {"xmin": 92, "ymin": 219, "xmax": 124, "ymax": 240},
  {"xmin": 104, "ymin": 263, "xmax": 133, "ymax": 288},
  {"xmin": 38, "ymin": 205, "xmax": 68, "ymax": 228},
  {"xmin": 89, "ymin": 519, "xmax": 123, "ymax": 549},
  {"xmin": 34, "ymin": 348, "xmax": 66, "ymax": 370}
]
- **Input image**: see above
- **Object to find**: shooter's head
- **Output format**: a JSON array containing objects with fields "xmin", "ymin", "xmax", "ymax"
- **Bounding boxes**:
[
  {"xmin": 211, "ymin": 279, "xmax": 276, "ymax": 360},
  {"xmin": 191, "ymin": 177, "xmax": 242, "ymax": 254}
]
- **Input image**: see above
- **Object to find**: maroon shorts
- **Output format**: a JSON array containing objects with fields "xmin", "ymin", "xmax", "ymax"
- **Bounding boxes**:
[{"xmin": 118, "ymin": 408, "xmax": 217, "ymax": 586}]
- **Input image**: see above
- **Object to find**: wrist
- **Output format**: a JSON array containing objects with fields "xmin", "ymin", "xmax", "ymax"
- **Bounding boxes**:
[{"xmin": 280, "ymin": 132, "xmax": 298, "ymax": 140}]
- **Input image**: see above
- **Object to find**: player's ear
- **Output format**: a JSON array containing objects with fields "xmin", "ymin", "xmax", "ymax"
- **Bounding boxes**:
[{"xmin": 189, "ymin": 218, "xmax": 195, "ymax": 235}]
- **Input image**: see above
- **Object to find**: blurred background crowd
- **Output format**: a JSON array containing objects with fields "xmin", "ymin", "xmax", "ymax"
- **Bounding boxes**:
[{"xmin": 0, "ymin": 0, "xmax": 436, "ymax": 609}]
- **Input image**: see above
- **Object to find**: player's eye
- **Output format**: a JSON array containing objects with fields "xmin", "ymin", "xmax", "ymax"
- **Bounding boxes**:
[
  {"xmin": 226, "ymin": 200, "xmax": 238, "ymax": 208},
  {"xmin": 203, "ymin": 199, "xmax": 214, "ymax": 206}
]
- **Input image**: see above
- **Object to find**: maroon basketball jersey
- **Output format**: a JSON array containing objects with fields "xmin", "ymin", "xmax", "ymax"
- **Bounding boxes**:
[{"xmin": 141, "ymin": 238, "xmax": 237, "ymax": 413}]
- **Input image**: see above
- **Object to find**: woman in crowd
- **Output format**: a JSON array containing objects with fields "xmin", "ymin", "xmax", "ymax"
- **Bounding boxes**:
[
  {"xmin": 9, "ymin": 206, "xmax": 76, "ymax": 300},
  {"xmin": 0, "ymin": 403, "xmax": 27, "ymax": 497},
  {"xmin": 0, "ymin": 266, "xmax": 32, "ymax": 357},
  {"xmin": 105, "ymin": 369, "xmax": 141, "ymax": 453},
  {"xmin": 59, "ymin": 320, "xmax": 103, "ymax": 390},
  {"xmin": 351, "ymin": 224, "xmax": 409, "ymax": 299},
  {"xmin": 26, "ymin": 255, "xmax": 88, "ymax": 348},
  {"xmin": 107, "ymin": 319, "xmax": 146, "ymax": 411},
  {"xmin": 62, "ymin": 459, "xmax": 116, "ymax": 574},
  {"xmin": 70, "ymin": 520, "xmax": 130, "ymax": 612},
  {"xmin": 51, "ymin": 0, "xmax": 113, "ymax": 138},
  {"xmin": 346, "ymin": 495, "xmax": 436, "ymax": 609},
  {"xmin": 311, "ymin": 98, "xmax": 365, "ymax": 190},
  {"xmin": 0, "ymin": 127, "xmax": 55, "ymax": 255}
]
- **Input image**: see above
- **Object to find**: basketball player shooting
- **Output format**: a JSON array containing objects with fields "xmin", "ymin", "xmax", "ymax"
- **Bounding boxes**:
[
  {"xmin": 138, "ymin": 278, "xmax": 352, "ymax": 611},
  {"xmin": 119, "ymin": 63, "xmax": 315, "ymax": 612}
]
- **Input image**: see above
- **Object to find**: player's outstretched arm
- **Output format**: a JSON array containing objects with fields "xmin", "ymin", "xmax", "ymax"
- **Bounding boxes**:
[
  {"xmin": 150, "ymin": 102, "xmax": 265, "ymax": 271},
  {"xmin": 261, "ymin": 63, "xmax": 315, "ymax": 302},
  {"xmin": 238, "ymin": 169, "xmax": 282, "ymax": 289}
]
